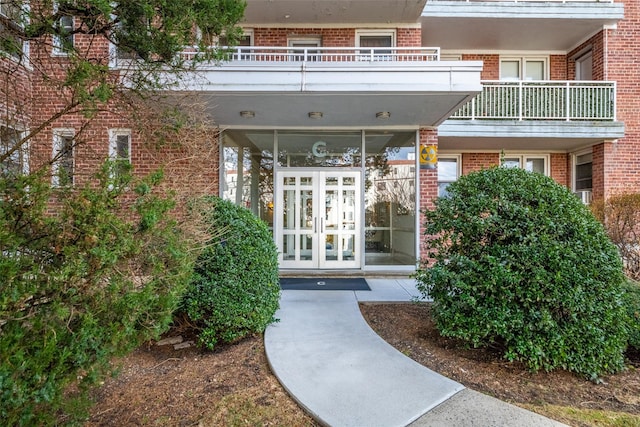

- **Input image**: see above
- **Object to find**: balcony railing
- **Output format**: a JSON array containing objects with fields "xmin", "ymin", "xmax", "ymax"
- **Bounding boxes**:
[
  {"xmin": 450, "ymin": 80, "xmax": 616, "ymax": 121},
  {"xmin": 178, "ymin": 46, "xmax": 441, "ymax": 63},
  {"xmin": 429, "ymin": 0, "xmax": 612, "ymax": 3}
]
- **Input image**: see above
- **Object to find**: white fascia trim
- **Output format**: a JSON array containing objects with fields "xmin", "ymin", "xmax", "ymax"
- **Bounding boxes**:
[
  {"xmin": 247, "ymin": 23, "xmax": 421, "ymax": 29},
  {"xmin": 446, "ymin": 49, "xmax": 567, "ymax": 56}
]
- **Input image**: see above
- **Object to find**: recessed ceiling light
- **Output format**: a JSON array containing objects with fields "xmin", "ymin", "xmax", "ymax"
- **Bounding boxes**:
[
  {"xmin": 308, "ymin": 112, "xmax": 323, "ymax": 119},
  {"xmin": 376, "ymin": 111, "xmax": 391, "ymax": 119},
  {"xmin": 240, "ymin": 110, "xmax": 255, "ymax": 118}
]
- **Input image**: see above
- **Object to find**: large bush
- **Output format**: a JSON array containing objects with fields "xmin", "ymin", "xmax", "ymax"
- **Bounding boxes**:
[
  {"xmin": 182, "ymin": 197, "xmax": 280, "ymax": 350},
  {"xmin": 415, "ymin": 167, "xmax": 628, "ymax": 380},
  {"xmin": 0, "ymin": 165, "xmax": 193, "ymax": 425}
]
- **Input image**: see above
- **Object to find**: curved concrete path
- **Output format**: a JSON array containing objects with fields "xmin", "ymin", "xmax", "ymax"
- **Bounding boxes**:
[{"xmin": 265, "ymin": 279, "xmax": 566, "ymax": 427}]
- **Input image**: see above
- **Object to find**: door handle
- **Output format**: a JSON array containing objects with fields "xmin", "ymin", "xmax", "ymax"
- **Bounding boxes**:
[
  {"xmin": 320, "ymin": 217, "xmax": 324, "ymax": 233},
  {"xmin": 314, "ymin": 217, "xmax": 317, "ymax": 233}
]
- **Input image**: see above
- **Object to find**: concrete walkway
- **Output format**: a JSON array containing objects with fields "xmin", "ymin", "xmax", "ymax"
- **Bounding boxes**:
[{"xmin": 264, "ymin": 278, "xmax": 566, "ymax": 427}]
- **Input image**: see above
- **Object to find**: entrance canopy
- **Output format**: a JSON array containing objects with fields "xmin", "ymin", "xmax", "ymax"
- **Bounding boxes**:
[{"xmin": 170, "ymin": 51, "xmax": 482, "ymax": 128}]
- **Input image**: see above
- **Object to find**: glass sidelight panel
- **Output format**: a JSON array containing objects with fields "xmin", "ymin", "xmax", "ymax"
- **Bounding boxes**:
[{"xmin": 364, "ymin": 131, "xmax": 416, "ymax": 266}]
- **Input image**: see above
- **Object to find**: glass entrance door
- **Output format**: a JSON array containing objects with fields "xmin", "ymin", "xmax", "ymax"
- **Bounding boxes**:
[{"xmin": 276, "ymin": 170, "xmax": 361, "ymax": 269}]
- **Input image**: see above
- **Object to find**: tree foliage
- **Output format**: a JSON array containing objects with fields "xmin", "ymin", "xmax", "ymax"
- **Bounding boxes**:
[
  {"xmin": 416, "ymin": 167, "xmax": 628, "ymax": 380},
  {"xmin": 0, "ymin": 165, "xmax": 195, "ymax": 424},
  {"xmin": 182, "ymin": 197, "xmax": 280, "ymax": 350}
]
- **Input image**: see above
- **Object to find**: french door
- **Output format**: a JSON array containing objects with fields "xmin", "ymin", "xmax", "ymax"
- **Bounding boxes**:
[{"xmin": 276, "ymin": 170, "xmax": 361, "ymax": 269}]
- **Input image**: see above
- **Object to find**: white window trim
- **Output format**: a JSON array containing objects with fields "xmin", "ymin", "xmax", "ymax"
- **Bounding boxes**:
[
  {"xmin": 0, "ymin": 1, "xmax": 30, "ymax": 63},
  {"xmin": 355, "ymin": 29, "xmax": 396, "ymax": 47},
  {"xmin": 572, "ymin": 149, "xmax": 593, "ymax": 192},
  {"xmin": 109, "ymin": 129, "xmax": 131, "ymax": 161},
  {"xmin": 501, "ymin": 153, "xmax": 549, "ymax": 175},
  {"xmin": 500, "ymin": 56, "xmax": 549, "ymax": 81},
  {"xmin": 287, "ymin": 36, "xmax": 322, "ymax": 47},
  {"xmin": 1, "ymin": 125, "xmax": 28, "ymax": 175},
  {"xmin": 52, "ymin": 128, "xmax": 75, "ymax": 186},
  {"xmin": 51, "ymin": 2, "xmax": 73, "ymax": 56},
  {"xmin": 437, "ymin": 154, "xmax": 462, "ymax": 197}
]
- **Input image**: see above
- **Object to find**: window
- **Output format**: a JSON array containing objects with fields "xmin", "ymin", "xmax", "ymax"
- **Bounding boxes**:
[
  {"xmin": 288, "ymin": 37, "xmax": 321, "ymax": 61},
  {"xmin": 52, "ymin": 130, "xmax": 74, "ymax": 186},
  {"xmin": 52, "ymin": 2, "xmax": 74, "ymax": 55},
  {"xmin": 575, "ymin": 51, "xmax": 593, "ymax": 81},
  {"xmin": 0, "ymin": 1, "xmax": 25, "ymax": 60},
  {"xmin": 0, "ymin": 126, "xmax": 26, "ymax": 175},
  {"xmin": 500, "ymin": 57, "xmax": 547, "ymax": 81},
  {"xmin": 109, "ymin": 129, "xmax": 131, "ymax": 178},
  {"xmin": 438, "ymin": 156, "xmax": 460, "ymax": 197},
  {"xmin": 501, "ymin": 155, "xmax": 547, "ymax": 175},
  {"xmin": 357, "ymin": 30, "xmax": 395, "ymax": 59},
  {"xmin": 574, "ymin": 152, "xmax": 592, "ymax": 191}
]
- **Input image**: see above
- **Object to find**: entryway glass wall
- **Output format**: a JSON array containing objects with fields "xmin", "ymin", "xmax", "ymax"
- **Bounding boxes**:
[{"xmin": 221, "ymin": 129, "xmax": 416, "ymax": 269}]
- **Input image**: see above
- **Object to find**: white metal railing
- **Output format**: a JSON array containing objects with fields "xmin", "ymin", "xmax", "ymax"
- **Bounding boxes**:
[
  {"xmin": 178, "ymin": 46, "xmax": 440, "ymax": 63},
  {"xmin": 429, "ymin": 0, "xmax": 612, "ymax": 3},
  {"xmin": 451, "ymin": 80, "xmax": 616, "ymax": 121}
]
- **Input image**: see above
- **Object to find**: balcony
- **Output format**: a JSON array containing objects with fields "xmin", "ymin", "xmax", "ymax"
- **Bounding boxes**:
[
  {"xmin": 162, "ymin": 47, "xmax": 482, "ymax": 128},
  {"xmin": 421, "ymin": 0, "xmax": 624, "ymax": 51},
  {"xmin": 451, "ymin": 80, "xmax": 616, "ymax": 121},
  {"xmin": 438, "ymin": 80, "xmax": 625, "ymax": 151}
]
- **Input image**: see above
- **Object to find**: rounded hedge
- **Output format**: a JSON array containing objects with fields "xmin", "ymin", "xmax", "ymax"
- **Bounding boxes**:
[
  {"xmin": 415, "ymin": 167, "xmax": 628, "ymax": 380},
  {"xmin": 182, "ymin": 196, "xmax": 280, "ymax": 350}
]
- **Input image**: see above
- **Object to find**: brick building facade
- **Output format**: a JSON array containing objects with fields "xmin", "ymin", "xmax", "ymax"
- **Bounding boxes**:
[{"xmin": 1, "ymin": 0, "xmax": 637, "ymax": 272}]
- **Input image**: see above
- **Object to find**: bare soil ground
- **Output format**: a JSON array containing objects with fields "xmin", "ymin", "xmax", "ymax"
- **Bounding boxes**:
[{"xmin": 86, "ymin": 303, "xmax": 640, "ymax": 427}]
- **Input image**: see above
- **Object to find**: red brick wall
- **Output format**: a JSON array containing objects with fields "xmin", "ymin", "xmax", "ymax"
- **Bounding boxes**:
[
  {"xmin": 252, "ymin": 27, "xmax": 421, "ymax": 48},
  {"xmin": 550, "ymin": 55, "xmax": 567, "ymax": 80},
  {"xmin": 461, "ymin": 152, "xmax": 499, "ymax": 174},
  {"xmin": 463, "ymin": 54, "xmax": 498, "ymax": 80},
  {"xmin": 600, "ymin": 0, "xmax": 640, "ymax": 197},
  {"xmin": 550, "ymin": 153, "xmax": 569, "ymax": 187}
]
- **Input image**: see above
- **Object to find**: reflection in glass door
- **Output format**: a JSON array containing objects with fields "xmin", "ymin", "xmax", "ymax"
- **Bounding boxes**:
[{"xmin": 276, "ymin": 170, "xmax": 361, "ymax": 269}]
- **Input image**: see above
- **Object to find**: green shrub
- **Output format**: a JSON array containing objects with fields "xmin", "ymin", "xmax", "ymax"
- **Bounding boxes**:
[
  {"xmin": 622, "ymin": 280, "xmax": 640, "ymax": 351},
  {"xmin": 0, "ymin": 164, "xmax": 194, "ymax": 425},
  {"xmin": 182, "ymin": 197, "xmax": 280, "ymax": 350},
  {"xmin": 416, "ymin": 167, "xmax": 628, "ymax": 380}
]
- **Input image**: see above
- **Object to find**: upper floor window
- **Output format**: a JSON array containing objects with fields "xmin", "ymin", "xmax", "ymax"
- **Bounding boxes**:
[
  {"xmin": 52, "ymin": 129, "xmax": 74, "ymax": 186},
  {"xmin": 357, "ymin": 30, "xmax": 395, "ymax": 58},
  {"xmin": 1, "ymin": 126, "xmax": 26, "ymax": 176},
  {"xmin": 438, "ymin": 156, "xmax": 460, "ymax": 197},
  {"xmin": 500, "ymin": 57, "xmax": 547, "ymax": 81},
  {"xmin": 288, "ymin": 36, "xmax": 321, "ymax": 61},
  {"xmin": 0, "ymin": 1, "xmax": 25, "ymax": 60},
  {"xmin": 52, "ymin": 2, "xmax": 74, "ymax": 55},
  {"xmin": 575, "ymin": 51, "xmax": 593, "ymax": 81},
  {"xmin": 109, "ymin": 129, "xmax": 131, "ymax": 178},
  {"xmin": 501, "ymin": 154, "xmax": 548, "ymax": 175}
]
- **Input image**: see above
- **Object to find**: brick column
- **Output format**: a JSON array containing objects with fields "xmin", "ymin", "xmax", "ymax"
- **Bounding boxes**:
[{"xmin": 418, "ymin": 128, "xmax": 438, "ymax": 260}]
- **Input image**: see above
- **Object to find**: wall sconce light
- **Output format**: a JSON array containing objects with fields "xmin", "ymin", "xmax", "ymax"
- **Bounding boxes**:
[
  {"xmin": 240, "ymin": 110, "xmax": 255, "ymax": 118},
  {"xmin": 376, "ymin": 111, "xmax": 391, "ymax": 119},
  {"xmin": 308, "ymin": 112, "xmax": 323, "ymax": 119}
]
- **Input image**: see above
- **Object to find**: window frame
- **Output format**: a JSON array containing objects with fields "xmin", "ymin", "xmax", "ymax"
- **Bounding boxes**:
[
  {"xmin": 501, "ymin": 154, "xmax": 549, "ymax": 175},
  {"xmin": 52, "ymin": 128, "xmax": 75, "ymax": 186},
  {"xmin": 437, "ymin": 154, "xmax": 461, "ymax": 198},
  {"xmin": 52, "ymin": 2, "xmax": 74, "ymax": 56},
  {"xmin": 1, "ymin": 125, "xmax": 28, "ymax": 175},
  {"xmin": 500, "ymin": 56, "xmax": 549, "ymax": 81},
  {"xmin": 109, "ymin": 128, "xmax": 132, "ymax": 178},
  {"xmin": 0, "ymin": 1, "xmax": 29, "ymax": 61},
  {"xmin": 573, "ymin": 150, "xmax": 593, "ymax": 192}
]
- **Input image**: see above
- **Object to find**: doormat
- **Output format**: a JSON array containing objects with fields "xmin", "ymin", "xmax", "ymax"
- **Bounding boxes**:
[{"xmin": 279, "ymin": 278, "xmax": 370, "ymax": 291}]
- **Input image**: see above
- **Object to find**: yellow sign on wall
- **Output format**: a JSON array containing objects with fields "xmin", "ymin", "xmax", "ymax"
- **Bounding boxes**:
[{"xmin": 420, "ymin": 145, "xmax": 437, "ymax": 169}]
